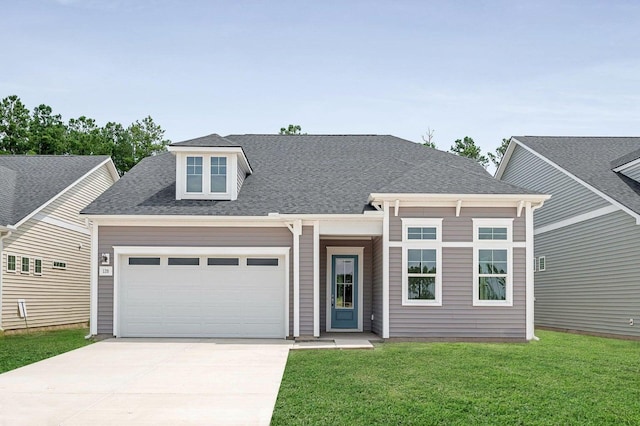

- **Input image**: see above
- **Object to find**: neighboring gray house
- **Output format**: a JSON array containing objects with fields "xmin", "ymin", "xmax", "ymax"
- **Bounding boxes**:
[
  {"xmin": 0, "ymin": 156, "xmax": 119, "ymax": 332},
  {"xmin": 82, "ymin": 134, "xmax": 548, "ymax": 340},
  {"xmin": 497, "ymin": 136, "xmax": 640, "ymax": 339}
]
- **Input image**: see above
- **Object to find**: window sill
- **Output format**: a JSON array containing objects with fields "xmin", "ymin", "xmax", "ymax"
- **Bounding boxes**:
[
  {"xmin": 402, "ymin": 300, "xmax": 442, "ymax": 307},
  {"xmin": 473, "ymin": 301, "xmax": 513, "ymax": 307}
]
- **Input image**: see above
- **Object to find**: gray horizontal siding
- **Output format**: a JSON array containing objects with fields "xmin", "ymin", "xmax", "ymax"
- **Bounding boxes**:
[
  {"xmin": 389, "ymin": 247, "xmax": 526, "ymax": 339},
  {"xmin": 621, "ymin": 166, "xmax": 640, "ymax": 182},
  {"xmin": 501, "ymin": 144, "xmax": 609, "ymax": 228},
  {"xmin": 299, "ymin": 226, "xmax": 314, "ymax": 336},
  {"xmin": 371, "ymin": 237, "xmax": 383, "ymax": 336},
  {"xmin": 390, "ymin": 207, "xmax": 524, "ymax": 242},
  {"xmin": 535, "ymin": 210, "xmax": 640, "ymax": 338},
  {"xmin": 320, "ymin": 239, "xmax": 372, "ymax": 333},
  {"xmin": 97, "ymin": 226, "xmax": 292, "ymax": 335}
]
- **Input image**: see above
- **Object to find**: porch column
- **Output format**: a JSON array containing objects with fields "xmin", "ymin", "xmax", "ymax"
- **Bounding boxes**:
[
  {"xmin": 525, "ymin": 201, "xmax": 535, "ymax": 340},
  {"xmin": 382, "ymin": 201, "xmax": 390, "ymax": 338},
  {"xmin": 292, "ymin": 219, "xmax": 302, "ymax": 337},
  {"xmin": 90, "ymin": 222, "xmax": 98, "ymax": 336},
  {"xmin": 313, "ymin": 221, "xmax": 320, "ymax": 337}
]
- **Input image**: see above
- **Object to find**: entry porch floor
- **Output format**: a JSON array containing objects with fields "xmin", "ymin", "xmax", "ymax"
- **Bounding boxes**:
[{"xmin": 292, "ymin": 332, "xmax": 382, "ymax": 350}]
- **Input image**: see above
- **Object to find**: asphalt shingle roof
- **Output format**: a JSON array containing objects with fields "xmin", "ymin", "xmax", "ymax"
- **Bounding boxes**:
[
  {"xmin": 512, "ymin": 136, "xmax": 640, "ymax": 216},
  {"xmin": 0, "ymin": 155, "xmax": 110, "ymax": 226},
  {"xmin": 170, "ymin": 133, "xmax": 241, "ymax": 147},
  {"xmin": 83, "ymin": 134, "xmax": 538, "ymax": 217}
]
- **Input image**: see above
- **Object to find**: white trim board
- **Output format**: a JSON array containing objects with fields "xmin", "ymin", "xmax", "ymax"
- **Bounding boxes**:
[
  {"xmin": 534, "ymin": 205, "xmax": 620, "ymax": 235},
  {"xmin": 111, "ymin": 246, "xmax": 291, "ymax": 338},
  {"xmin": 501, "ymin": 138, "xmax": 640, "ymax": 224},
  {"xmin": 325, "ymin": 246, "xmax": 364, "ymax": 333},
  {"xmin": 14, "ymin": 158, "xmax": 118, "ymax": 228},
  {"xmin": 33, "ymin": 212, "xmax": 91, "ymax": 235}
]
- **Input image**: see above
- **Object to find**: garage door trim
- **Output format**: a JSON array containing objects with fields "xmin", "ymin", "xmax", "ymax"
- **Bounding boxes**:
[{"xmin": 112, "ymin": 246, "xmax": 291, "ymax": 337}]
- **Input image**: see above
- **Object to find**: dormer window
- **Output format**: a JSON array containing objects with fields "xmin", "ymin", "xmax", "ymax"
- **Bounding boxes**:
[
  {"xmin": 210, "ymin": 157, "xmax": 227, "ymax": 193},
  {"xmin": 186, "ymin": 156, "xmax": 203, "ymax": 193},
  {"xmin": 168, "ymin": 134, "xmax": 252, "ymax": 201}
]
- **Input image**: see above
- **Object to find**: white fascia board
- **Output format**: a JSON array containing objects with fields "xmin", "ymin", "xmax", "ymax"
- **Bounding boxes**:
[
  {"xmin": 113, "ymin": 246, "xmax": 291, "ymax": 256},
  {"xmin": 494, "ymin": 137, "xmax": 517, "ymax": 179},
  {"xmin": 368, "ymin": 193, "xmax": 550, "ymax": 206},
  {"xmin": 612, "ymin": 157, "xmax": 640, "ymax": 172},
  {"xmin": 509, "ymin": 138, "xmax": 640, "ymax": 224},
  {"xmin": 168, "ymin": 146, "xmax": 253, "ymax": 174},
  {"xmin": 13, "ymin": 158, "xmax": 116, "ymax": 229}
]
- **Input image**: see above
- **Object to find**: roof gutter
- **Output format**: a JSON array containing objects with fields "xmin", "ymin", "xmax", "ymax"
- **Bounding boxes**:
[{"xmin": 368, "ymin": 193, "xmax": 551, "ymax": 204}]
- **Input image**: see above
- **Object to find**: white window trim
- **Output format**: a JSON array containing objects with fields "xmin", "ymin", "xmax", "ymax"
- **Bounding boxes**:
[
  {"xmin": 473, "ymin": 218, "xmax": 513, "ymax": 243},
  {"xmin": 400, "ymin": 218, "xmax": 443, "ymax": 306},
  {"xmin": 538, "ymin": 256, "xmax": 546, "ymax": 272},
  {"xmin": 533, "ymin": 257, "xmax": 537, "ymax": 272},
  {"xmin": 34, "ymin": 258, "xmax": 43, "ymax": 276},
  {"xmin": 21, "ymin": 256, "xmax": 30, "ymax": 274},
  {"xmin": 401, "ymin": 218, "xmax": 443, "ymax": 243},
  {"xmin": 175, "ymin": 152, "xmax": 237, "ymax": 201},
  {"xmin": 472, "ymin": 218, "xmax": 514, "ymax": 307},
  {"xmin": 402, "ymin": 246, "xmax": 442, "ymax": 306},
  {"xmin": 6, "ymin": 254, "xmax": 17, "ymax": 273}
]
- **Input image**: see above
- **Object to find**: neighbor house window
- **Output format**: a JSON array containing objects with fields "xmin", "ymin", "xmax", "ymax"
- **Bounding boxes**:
[
  {"xmin": 186, "ymin": 156, "xmax": 203, "ymax": 192},
  {"xmin": 401, "ymin": 218, "xmax": 443, "ymax": 306},
  {"xmin": 53, "ymin": 261, "xmax": 67, "ymax": 270},
  {"xmin": 473, "ymin": 219, "xmax": 513, "ymax": 306},
  {"xmin": 538, "ymin": 256, "xmax": 546, "ymax": 272},
  {"xmin": 210, "ymin": 157, "xmax": 227, "ymax": 193},
  {"xmin": 34, "ymin": 258, "xmax": 43, "ymax": 275},
  {"xmin": 7, "ymin": 255, "xmax": 17, "ymax": 272},
  {"xmin": 21, "ymin": 257, "xmax": 30, "ymax": 274}
]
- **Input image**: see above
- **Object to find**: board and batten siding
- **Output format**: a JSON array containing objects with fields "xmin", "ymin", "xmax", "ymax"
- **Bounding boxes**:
[
  {"xmin": 1, "ymin": 164, "xmax": 115, "ymax": 330},
  {"xmin": 388, "ymin": 206, "xmax": 526, "ymax": 338},
  {"xmin": 371, "ymin": 236, "xmax": 383, "ymax": 336},
  {"xmin": 535, "ymin": 209, "xmax": 640, "ymax": 338},
  {"xmin": 299, "ymin": 226, "xmax": 314, "ymax": 336},
  {"xmin": 500, "ymin": 144, "xmax": 609, "ymax": 228},
  {"xmin": 319, "ymin": 239, "xmax": 373, "ymax": 332},
  {"xmin": 96, "ymin": 226, "xmax": 293, "ymax": 335}
]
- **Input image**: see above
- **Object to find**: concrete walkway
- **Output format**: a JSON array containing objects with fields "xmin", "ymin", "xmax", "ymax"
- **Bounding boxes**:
[{"xmin": 0, "ymin": 339, "xmax": 292, "ymax": 426}]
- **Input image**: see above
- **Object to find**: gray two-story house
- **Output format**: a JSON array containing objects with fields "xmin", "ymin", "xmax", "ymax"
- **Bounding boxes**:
[{"xmin": 497, "ymin": 136, "xmax": 640, "ymax": 339}]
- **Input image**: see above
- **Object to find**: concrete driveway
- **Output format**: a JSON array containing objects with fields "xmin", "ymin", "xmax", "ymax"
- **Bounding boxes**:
[{"xmin": 0, "ymin": 339, "xmax": 292, "ymax": 426}]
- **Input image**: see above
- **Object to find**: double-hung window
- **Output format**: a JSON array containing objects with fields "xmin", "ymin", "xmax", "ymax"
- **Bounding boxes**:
[
  {"xmin": 401, "ymin": 218, "xmax": 443, "ymax": 306},
  {"xmin": 186, "ymin": 156, "xmax": 203, "ymax": 193},
  {"xmin": 210, "ymin": 157, "xmax": 227, "ymax": 193},
  {"xmin": 21, "ymin": 257, "xmax": 30, "ymax": 274},
  {"xmin": 7, "ymin": 255, "xmax": 17, "ymax": 273},
  {"xmin": 473, "ymin": 219, "xmax": 513, "ymax": 306}
]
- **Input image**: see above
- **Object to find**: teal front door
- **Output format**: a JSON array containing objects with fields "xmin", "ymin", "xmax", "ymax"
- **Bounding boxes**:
[{"xmin": 331, "ymin": 255, "xmax": 358, "ymax": 329}]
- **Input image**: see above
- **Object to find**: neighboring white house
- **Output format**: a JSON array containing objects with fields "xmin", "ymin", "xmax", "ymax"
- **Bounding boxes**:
[
  {"xmin": 0, "ymin": 156, "xmax": 118, "ymax": 332},
  {"xmin": 497, "ymin": 136, "xmax": 640, "ymax": 339}
]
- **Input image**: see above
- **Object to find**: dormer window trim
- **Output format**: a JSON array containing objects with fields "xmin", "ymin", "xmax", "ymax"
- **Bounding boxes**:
[{"xmin": 169, "ymin": 145, "xmax": 252, "ymax": 201}]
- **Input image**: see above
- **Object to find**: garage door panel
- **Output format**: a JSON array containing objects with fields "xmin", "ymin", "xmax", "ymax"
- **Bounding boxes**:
[{"xmin": 119, "ymin": 253, "xmax": 286, "ymax": 338}]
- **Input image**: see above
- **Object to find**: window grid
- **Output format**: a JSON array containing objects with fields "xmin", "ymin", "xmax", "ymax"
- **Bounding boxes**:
[
  {"xmin": 34, "ymin": 258, "xmax": 43, "ymax": 275},
  {"xmin": 21, "ymin": 257, "xmax": 30, "ymax": 274},
  {"xmin": 478, "ymin": 227, "xmax": 508, "ymax": 240},
  {"xmin": 407, "ymin": 227, "xmax": 437, "ymax": 240},
  {"xmin": 478, "ymin": 249, "xmax": 508, "ymax": 301},
  {"xmin": 186, "ymin": 156, "xmax": 203, "ymax": 192},
  {"xmin": 7, "ymin": 255, "xmax": 16, "ymax": 272},
  {"xmin": 53, "ymin": 261, "xmax": 67, "ymax": 270},
  {"xmin": 210, "ymin": 157, "xmax": 227, "ymax": 193},
  {"xmin": 407, "ymin": 249, "xmax": 437, "ymax": 301}
]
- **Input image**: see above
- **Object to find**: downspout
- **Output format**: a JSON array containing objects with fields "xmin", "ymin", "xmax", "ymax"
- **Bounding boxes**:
[
  {"xmin": 0, "ymin": 227, "xmax": 15, "ymax": 332},
  {"xmin": 526, "ymin": 201, "xmax": 546, "ymax": 341}
]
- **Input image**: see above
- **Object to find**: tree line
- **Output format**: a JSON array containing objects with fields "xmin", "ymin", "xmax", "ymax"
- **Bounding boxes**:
[{"xmin": 0, "ymin": 95, "xmax": 170, "ymax": 174}]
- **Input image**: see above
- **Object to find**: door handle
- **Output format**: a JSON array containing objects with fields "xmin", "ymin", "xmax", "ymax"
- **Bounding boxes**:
[{"xmin": 331, "ymin": 295, "xmax": 334, "ymax": 307}]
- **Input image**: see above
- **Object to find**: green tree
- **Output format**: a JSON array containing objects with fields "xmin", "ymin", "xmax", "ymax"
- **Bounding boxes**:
[
  {"xmin": 64, "ymin": 116, "xmax": 104, "ymax": 155},
  {"xmin": 0, "ymin": 95, "xmax": 31, "ymax": 154},
  {"xmin": 279, "ymin": 124, "xmax": 303, "ymax": 135},
  {"xmin": 487, "ymin": 138, "xmax": 511, "ymax": 168},
  {"xmin": 421, "ymin": 127, "xmax": 436, "ymax": 148},
  {"xmin": 450, "ymin": 136, "xmax": 488, "ymax": 168},
  {"xmin": 126, "ymin": 116, "xmax": 170, "ymax": 170},
  {"xmin": 29, "ymin": 104, "xmax": 66, "ymax": 154}
]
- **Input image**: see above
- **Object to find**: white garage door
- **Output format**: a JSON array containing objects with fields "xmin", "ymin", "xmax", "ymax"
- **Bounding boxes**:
[{"xmin": 119, "ymin": 254, "xmax": 286, "ymax": 338}]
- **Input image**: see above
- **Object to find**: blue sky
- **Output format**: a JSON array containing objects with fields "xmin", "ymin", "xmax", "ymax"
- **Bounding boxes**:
[{"xmin": 2, "ymin": 0, "xmax": 639, "ymax": 157}]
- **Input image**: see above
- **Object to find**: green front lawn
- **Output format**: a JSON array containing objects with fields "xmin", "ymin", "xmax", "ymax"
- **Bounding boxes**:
[
  {"xmin": 272, "ymin": 330, "xmax": 640, "ymax": 425},
  {"xmin": 0, "ymin": 327, "xmax": 92, "ymax": 374}
]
